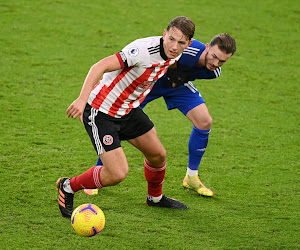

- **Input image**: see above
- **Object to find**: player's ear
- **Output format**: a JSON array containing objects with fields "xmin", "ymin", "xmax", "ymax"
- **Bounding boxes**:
[
  {"xmin": 163, "ymin": 29, "xmax": 167, "ymax": 39},
  {"xmin": 187, "ymin": 39, "xmax": 193, "ymax": 47},
  {"xmin": 202, "ymin": 43, "xmax": 210, "ymax": 52}
]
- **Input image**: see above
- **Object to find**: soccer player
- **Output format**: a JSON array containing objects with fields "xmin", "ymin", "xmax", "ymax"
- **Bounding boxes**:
[
  {"xmin": 141, "ymin": 33, "xmax": 236, "ymax": 197},
  {"xmin": 57, "ymin": 16, "xmax": 195, "ymax": 218},
  {"xmin": 92, "ymin": 33, "xmax": 236, "ymax": 197}
]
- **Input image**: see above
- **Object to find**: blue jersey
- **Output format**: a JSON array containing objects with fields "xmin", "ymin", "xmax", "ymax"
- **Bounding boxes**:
[
  {"xmin": 141, "ymin": 39, "xmax": 222, "ymax": 114},
  {"xmin": 181, "ymin": 39, "xmax": 221, "ymax": 80}
]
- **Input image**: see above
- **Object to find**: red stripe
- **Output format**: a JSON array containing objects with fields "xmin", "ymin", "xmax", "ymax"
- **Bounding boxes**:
[
  {"xmin": 91, "ymin": 67, "xmax": 133, "ymax": 109},
  {"xmin": 154, "ymin": 65, "xmax": 168, "ymax": 80},
  {"xmin": 92, "ymin": 59, "xmax": 174, "ymax": 116},
  {"xmin": 115, "ymin": 60, "xmax": 171, "ymax": 117},
  {"xmin": 107, "ymin": 67, "xmax": 154, "ymax": 116},
  {"xmin": 119, "ymin": 63, "xmax": 170, "ymax": 116},
  {"xmin": 115, "ymin": 52, "xmax": 125, "ymax": 68},
  {"xmin": 123, "ymin": 84, "xmax": 155, "ymax": 115}
]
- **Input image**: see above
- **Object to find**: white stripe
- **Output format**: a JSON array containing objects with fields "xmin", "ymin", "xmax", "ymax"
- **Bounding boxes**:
[
  {"xmin": 182, "ymin": 51, "xmax": 197, "ymax": 57},
  {"xmin": 144, "ymin": 159, "xmax": 166, "ymax": 172},
  {"xmin": 93, "ymin": 166, "xmax": 103, "ymax": 188},
  {"xmin": 185, "ymin": 47, "xmax": 200, "ymax": 52},
  {"xmin": 183, "ymin": 47, "xmax": 200, "ymax": 57},
  {"xmin": 99, "ymin": 64, "xmax": 167, "ymax": 118},
  {"xmin": 214, "ymin": 67, "xmax": 221, "ymax": 78},
  {"xmin": 184, "ymin": 81, "xmax": 197, "ymax": 93},
  {"xmin": 89, "ymin": 108, "xmax": 103, "ymax": 155}
]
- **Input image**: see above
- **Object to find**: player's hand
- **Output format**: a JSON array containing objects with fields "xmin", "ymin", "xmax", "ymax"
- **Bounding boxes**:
[
  {"xmin": 166, "ymin": 67, "xmax": 190, "ymax": 88},
  {"xmin": 66, "ymin": 98, "xmax": 86, "ymax": 123}
]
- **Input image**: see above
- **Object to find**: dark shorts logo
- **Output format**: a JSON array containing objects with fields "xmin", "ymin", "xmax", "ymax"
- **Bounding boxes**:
[{"xmin": 103, "ymin": 135, "xmax": 113, "ymax": 145}]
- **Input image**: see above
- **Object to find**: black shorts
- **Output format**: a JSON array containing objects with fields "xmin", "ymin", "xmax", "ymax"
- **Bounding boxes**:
[{"xmin": 83, "ymin": 104, "xmax": 154, "ymax": 155}]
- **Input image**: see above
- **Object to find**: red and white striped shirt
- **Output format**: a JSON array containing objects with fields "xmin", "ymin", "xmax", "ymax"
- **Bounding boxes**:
[{"xmin": 88, "ymin": 36, "xmax": 181, "ymax": 118}]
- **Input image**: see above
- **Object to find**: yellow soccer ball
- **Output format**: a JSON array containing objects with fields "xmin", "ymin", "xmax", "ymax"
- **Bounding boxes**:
[{"xmin": 71, "ymin": 204, "xmax": 105, "ymax": 237}]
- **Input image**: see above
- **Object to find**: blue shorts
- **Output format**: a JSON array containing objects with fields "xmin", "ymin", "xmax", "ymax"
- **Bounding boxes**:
[{"xmin": 140, "ymin": 80, "xmax": 205, "ymax": 115}]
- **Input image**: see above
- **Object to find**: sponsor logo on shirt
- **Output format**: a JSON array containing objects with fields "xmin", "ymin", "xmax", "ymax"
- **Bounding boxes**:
[{"xmin": 139, "ymin": 81, "xmax": 152, "ymax": 89}]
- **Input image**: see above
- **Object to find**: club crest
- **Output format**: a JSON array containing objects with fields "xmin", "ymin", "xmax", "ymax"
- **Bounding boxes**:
[{"xmin": 103, "ymin": 135, "xmax": 113, "ymax": 145}]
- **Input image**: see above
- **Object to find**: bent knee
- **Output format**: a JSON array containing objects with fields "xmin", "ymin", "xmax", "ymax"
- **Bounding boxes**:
[
  {"xmin": 108, "ymin": 168, "xmax": 129, "ymax": 185},
  {"xmin": 147, "ymin": 148, "xmax": 166, "ymax": 167},
  {"xmin": 156, "ymin": 149, "xmax": 166, "ymax": 163},
  {"xmin": 195, "ymin": 115, "xmax": 212, "ymax": 130},
  {"xmin": 205, "ymin": 115, "xmax": 213, "ymax": 128},
  {"xmin": 116, "ymin": 168, "xmax": 129, "ymax": 183}
]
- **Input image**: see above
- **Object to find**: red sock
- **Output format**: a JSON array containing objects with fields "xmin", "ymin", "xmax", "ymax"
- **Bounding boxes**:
[
  {"xmin": 70, "ymin": 166, "xmax": 103, "ymax": 192},
  {"xmin": 144, "ymin": 159, "xmax": 166, "ymax": 197}
]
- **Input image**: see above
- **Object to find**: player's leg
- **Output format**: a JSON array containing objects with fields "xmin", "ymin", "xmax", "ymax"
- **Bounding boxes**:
[
  {"xmin": 128, "ymin": 127, "xmax": 166, "ymax": 202},
  {"xmin": 90, "ymin": 85, "xmax": 164, "ymax": 195},
  {"xmin": 128, "ymin": 128, "xmax": 187, "ymax": 209},
  {"xmin": 57, "ymin": 104, "xmax": 128, "ymax": 217},
  {"xmin": 185, "ymin": 103, "xmax": 212, "ymax": 175},
  {"xmin": 125, "ymin": 109, "xmax": 187, "ymax": 209},
  {"xmin": 57, "ymin": 148, "xmax": 129, "ymax": 217},
  {"xmin": 95, "ymin": 157, "xmax": 103, "ymax": 166},
  {"xmin": 70, "ymin": 148, "xmax": 128, "ymax": 189},
  {"xmin": 163, "ymin": 82, "xmax": 213, "ymax": 196},
  {"xmin": 182, "ymin": 103, "xmax": 214, "ymax": 196}
]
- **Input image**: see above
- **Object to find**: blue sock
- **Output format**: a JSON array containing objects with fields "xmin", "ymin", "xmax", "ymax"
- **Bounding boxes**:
[
  {"xmin": 96, "ymin": 157, "xmax": 103, "ymax": 166},
  {"xmin": 187, "ymin": 126, "xmax": 210, "ymax": 171}
]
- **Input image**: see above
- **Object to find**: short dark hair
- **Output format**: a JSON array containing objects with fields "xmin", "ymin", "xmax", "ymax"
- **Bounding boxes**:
[
  {"xmin": 210, "ymin": 33, "xmax": 236, "ymax": 55},
  {"xmin": 167, "ymin": 16, "xmax": 195, "ymax": 41}
]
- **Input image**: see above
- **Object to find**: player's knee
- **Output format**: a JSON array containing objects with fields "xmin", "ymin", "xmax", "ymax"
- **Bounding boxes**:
[
  {"xmin": 195, "ymin": 114, "xmax": 212, "ymax": 130},
  {"xmin": 107, "ymin": 166, "xmax": 129, "ymax": 185},
  {"xmin": 112, "ymin": 169, "xmax": 128, "ymax": 184},
  {"xmin": 157, "ymin": 148, "xmax": 167, "ymax": 164},
  {"xmin": 205, "ymin": 115, "xmax": 213, "ymax": 128},
  {"xmin": 148, "ymin": 147, "xmax": 166, "ymax": 166}
]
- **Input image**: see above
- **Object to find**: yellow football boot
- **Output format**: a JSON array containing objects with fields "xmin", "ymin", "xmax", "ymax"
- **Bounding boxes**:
[
  {"xmin": 84, "ymin": 189, "xmax": 98, "ymax": 195},
  {"xmin": 182, "ymin": 175, "xmax": 214, "ymax": 197}
]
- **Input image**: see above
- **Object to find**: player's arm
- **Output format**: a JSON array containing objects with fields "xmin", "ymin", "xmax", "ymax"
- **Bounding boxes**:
[
  {"xmin": 166, "ymin": 67, "xmax": 191, "ymax": 87},
  {"xmin": 66, "ymin": 54, "xmax": 121, "ymax": 122}
]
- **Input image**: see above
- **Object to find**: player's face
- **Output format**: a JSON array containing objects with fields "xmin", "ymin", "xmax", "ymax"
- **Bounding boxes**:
[
  {"xmin": 163, "ymin": 27, "xmax": 192, "ymax": 59},
  {"xmin": 204, "ymin": 44, "xmax": 232, "ymax": 71}
]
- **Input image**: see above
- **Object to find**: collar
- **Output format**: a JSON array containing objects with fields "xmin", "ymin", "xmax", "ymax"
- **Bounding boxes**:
[{"xmin": 160, "ymin": 37, "xmax": 168, "ymax": 61}]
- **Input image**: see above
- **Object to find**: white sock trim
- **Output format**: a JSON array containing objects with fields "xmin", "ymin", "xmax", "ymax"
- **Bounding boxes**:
[
  {"xmin": 187, "ymin": 168, "xmax": 198, "ymax": 177},
  {"xmin": 63, "ymin": 179, "xmax": 75, "ymax": 194},
  {"xmin": 148, "ymin": 194, "xmax": 163, "ymax": 203}
]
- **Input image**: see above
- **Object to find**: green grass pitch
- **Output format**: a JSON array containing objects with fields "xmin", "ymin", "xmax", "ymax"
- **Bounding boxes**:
[{"xmin": 0, "ymin": 0, "xmax": 299, "ymax": 249}]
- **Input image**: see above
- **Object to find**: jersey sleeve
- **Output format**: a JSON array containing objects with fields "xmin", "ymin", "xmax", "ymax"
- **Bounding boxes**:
[
  {"xmin": 177, "ymin": 39, "xmax": 205, "ymax": 68},
  {"xmin": 116, "ymin": 41, "xmax": 148, "ymax": 68},
  {"xmin": 189, "ymin": 67, "xmax": 222, "ymax": 80},
  {"xmin": 176, "ymin": 39, "xmax": 222, "ymax": 81}
]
